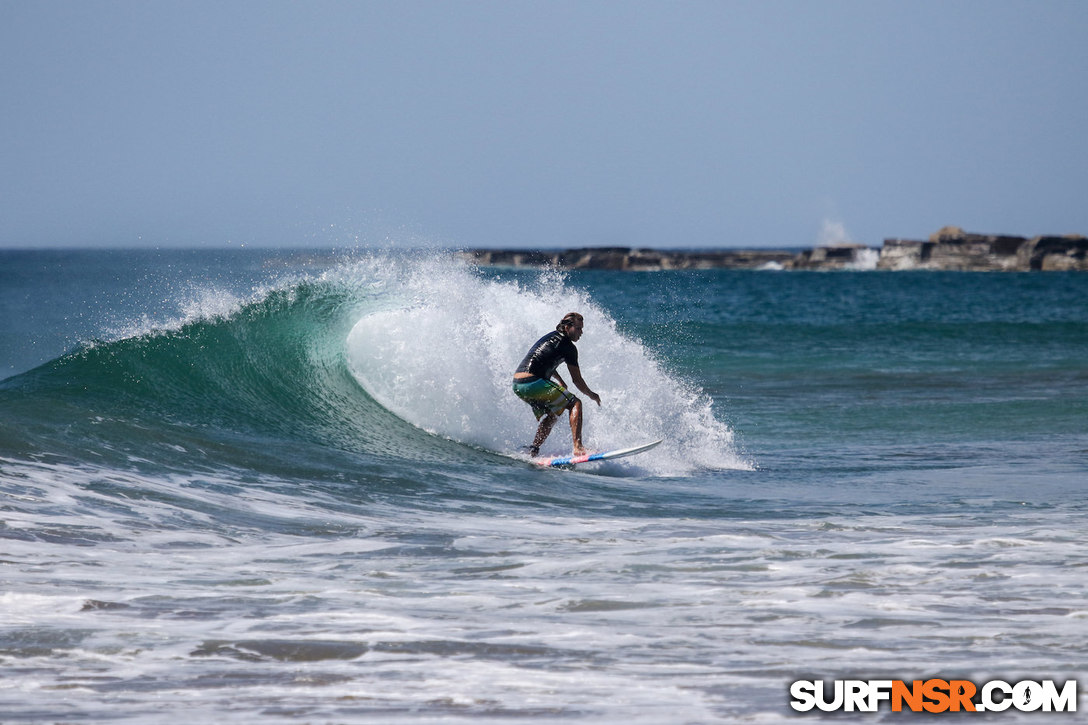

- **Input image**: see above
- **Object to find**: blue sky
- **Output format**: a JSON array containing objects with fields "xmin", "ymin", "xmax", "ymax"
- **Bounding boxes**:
[{"xmin": 2, "ymin": 0, "xmax": 1086, "ymax": 249}]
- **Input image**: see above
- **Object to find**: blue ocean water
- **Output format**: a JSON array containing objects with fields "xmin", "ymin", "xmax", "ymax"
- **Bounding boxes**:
[{"xmin": 1, "ymin": 249, "xmax": 1086, "ymax": 722}]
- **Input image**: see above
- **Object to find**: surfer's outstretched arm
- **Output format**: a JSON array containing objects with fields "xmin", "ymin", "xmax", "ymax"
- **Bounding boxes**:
[{"xmin": 567, "ymin": 365, "xmax": 601, "ymax": 406}]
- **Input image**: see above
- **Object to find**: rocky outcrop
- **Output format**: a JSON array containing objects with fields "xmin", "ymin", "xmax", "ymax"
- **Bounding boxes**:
[
  {"xmin": 461, "ymin": 246, "xmax": 866, "ymax": 271},
  {"xmin": 878, "ymin": 229, "xmax": 1088, "ymax": 271},
  {"xmin": 461, "ymin": 228, "xmax": 1088, "ymax": 272},
  {"xmin": 1021, "ymin": 236, "xmax": 1088, "ymax": 271},
  {"xmin": 792, "ymin": 244, "xmax": 879, "ymax": 270}
]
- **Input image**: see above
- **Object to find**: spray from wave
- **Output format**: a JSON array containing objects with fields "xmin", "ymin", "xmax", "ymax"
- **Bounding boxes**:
[
  {"xmin": 818, "ymin": 219, "xmax": 853, "ymax": 247},
  {"xmin": 817, "ymin": 219, "xmax": 878, "ymax": 271},
  {"xmin": 346, "ymin": 254, "xmax": 749, "ymax": 475}
]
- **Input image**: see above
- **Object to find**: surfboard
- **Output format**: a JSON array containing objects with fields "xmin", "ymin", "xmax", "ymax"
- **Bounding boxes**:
[{"xmin": 532, "ymin": 439, "xmax": 663, "ymax": 468}]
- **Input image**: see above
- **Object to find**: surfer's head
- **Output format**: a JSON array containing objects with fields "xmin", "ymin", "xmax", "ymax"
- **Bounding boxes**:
[{"xmin": 557, "ymin": 312, "xmax": 584, "ymax": 341}]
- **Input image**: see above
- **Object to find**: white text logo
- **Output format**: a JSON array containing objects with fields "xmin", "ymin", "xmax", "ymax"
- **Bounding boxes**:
[{"xmin": 790, "ymin": 679, "xmax": 1078, "ymax": 713}]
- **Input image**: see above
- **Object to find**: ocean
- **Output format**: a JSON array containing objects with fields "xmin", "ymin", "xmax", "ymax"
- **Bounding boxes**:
[{"xmin": 1, "ymin": 248, "xmax": 1086, "ymax": 722}]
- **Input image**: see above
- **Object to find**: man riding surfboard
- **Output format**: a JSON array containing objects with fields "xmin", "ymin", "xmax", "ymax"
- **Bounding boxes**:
[{"xmin": 512, "ymin": 312, "xmax": 601, "ymax": 457}]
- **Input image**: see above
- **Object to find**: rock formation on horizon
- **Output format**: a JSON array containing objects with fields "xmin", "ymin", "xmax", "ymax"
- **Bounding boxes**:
[{"xmin": 461, "ymin": 227, "xmax": 1088, "ymax": 272}]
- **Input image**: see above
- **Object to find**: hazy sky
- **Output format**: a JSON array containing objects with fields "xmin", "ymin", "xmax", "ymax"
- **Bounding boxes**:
[{"xmin": 2, "ymin": 1, "xmax": 1086, "ymax": 249}]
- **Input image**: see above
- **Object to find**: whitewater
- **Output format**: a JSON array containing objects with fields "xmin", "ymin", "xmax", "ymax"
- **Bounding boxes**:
[
  {"xmin": 1, "ymin": 248, "xmax": 1086, "ymax": 722},
  {"xmin": 344, "ymin": 255, "xmax": 743, "ymax": 473}
]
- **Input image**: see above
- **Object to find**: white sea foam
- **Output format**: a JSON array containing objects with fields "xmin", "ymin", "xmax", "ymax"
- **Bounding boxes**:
[
  {"xmin": 4, "ymin": 459, "xmax": 1085, "ymax": 724},
  {"xmin": 844, "ymin": 246, "xmax": 880, "ymax": 270},
  {"xmin": 345, "ymin": 255, "xmax": 750, "ymax": 474}
]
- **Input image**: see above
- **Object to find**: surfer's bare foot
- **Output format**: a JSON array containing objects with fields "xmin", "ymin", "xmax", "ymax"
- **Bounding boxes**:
[{"xmin": 573, "ymin": 446, "xmax": 587, "ymax": 456}]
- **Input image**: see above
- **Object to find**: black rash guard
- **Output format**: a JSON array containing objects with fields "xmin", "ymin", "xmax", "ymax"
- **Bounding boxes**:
[{"xmin": 515, "ymin": 331, "xmax": 579, "ymax": 380}]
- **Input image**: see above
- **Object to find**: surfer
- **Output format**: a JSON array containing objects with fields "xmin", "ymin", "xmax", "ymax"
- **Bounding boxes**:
[{"xmin": 512, "ymin": 312, "xmax": 601, "ymax": 457}]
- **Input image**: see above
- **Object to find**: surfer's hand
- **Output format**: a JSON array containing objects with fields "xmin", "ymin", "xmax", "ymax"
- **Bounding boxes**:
[{"xmin": 589, "ymin": 391, "xmax": 601, "ymax": 406}]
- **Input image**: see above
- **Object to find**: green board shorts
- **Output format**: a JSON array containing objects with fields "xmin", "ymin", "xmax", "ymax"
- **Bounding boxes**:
[{"xmin": 512, "ymin": 377, "xmax": 577, "ymax": 420}]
